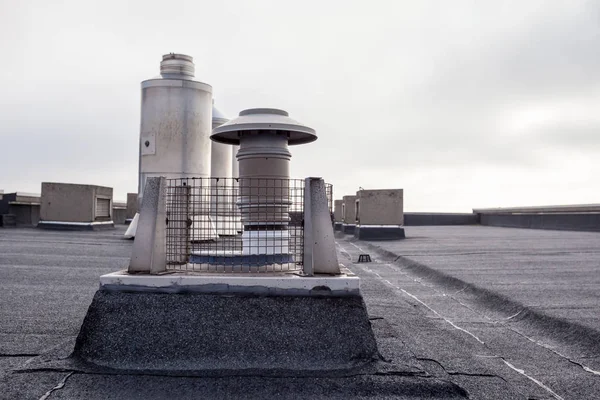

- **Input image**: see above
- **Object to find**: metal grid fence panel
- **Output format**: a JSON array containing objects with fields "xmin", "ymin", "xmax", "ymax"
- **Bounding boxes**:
[
  {"xmin": 165, "ymin": 178, "xmax": 308, "ymax": 273},
  {"xmin": 325, "ymin": 183, "xmax": 333, "ymax": 223}
]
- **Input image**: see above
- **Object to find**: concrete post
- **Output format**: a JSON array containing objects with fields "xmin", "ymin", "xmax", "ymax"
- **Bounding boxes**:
[
  {"xmin": 333, "ymin": 199, "xmax": 343, "ymax": 231},
  {"xmin": 129, "ymin": 177, "xmax": 167, "ymax": 274},
  {"xmin": 354, "ymin": 189, "xmax": 405, "ymax": 240},
  {"xmin": 304, "ymin": 177, "xmax": 340, "ymax": 275}
]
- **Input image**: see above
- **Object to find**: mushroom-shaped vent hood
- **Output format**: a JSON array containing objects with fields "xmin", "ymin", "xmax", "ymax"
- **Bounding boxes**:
[{"xmin": 211, "ymin": 108, "xmax": 317, "ymax": 145}]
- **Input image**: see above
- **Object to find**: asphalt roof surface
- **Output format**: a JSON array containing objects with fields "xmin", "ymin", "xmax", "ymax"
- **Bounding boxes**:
[{"xmin": 1, "ymin": 225, "xmax": 599, "ymax": 399}]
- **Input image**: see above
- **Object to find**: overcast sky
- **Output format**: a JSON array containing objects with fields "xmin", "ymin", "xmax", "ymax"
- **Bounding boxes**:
[{"xmin": 1, "ymin": 0, "xmax": 599, "ymax": 211}]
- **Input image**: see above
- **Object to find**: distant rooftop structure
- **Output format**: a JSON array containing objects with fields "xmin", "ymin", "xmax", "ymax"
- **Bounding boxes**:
[
  {"xmin": 38, "ymin": 182, "xmax": 114, "ymax": 230},
  {"xmin": 0, "ymin": 192, "xmax": 41, "ymax": 227},
  {"xmin": 12, "ymin": 192, "xmax": 40, "ymax": 198},
  {"xmin": 474, "ymin": 204, "xmax": 600, "ymax": 214}
]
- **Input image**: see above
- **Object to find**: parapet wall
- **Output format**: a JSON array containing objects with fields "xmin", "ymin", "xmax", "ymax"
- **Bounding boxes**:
[
  {"xmin": 342, "ymin": 195, "xmax": 357, "ymax": 224},
  {"xmin": 356, "ymin": 189, "xmax": 403, "ymax": 225},
  {"xmin": 404, "ymin": 212, "xmax": 478, "ymax": 226},
  {"xmin": 334, "ymin": 199, "xmax": 343, "ymax": 223},
  {"xmin": 479, "ymin": 213, "xmax": 600, "ymax": 232},
  {"xmin": 126, "ymin": 193, "xmax": 138, "ymax": 220},
  {"xmin": 474, "ymin": 204, "xmax": 600, "ymax": 232}
]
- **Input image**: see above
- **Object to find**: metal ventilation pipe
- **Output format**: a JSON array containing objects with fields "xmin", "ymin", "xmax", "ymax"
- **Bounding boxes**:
[
  {"xmin": 211, "ymin": 108, "xmax": 317, "ymax": 255},
  {"xmin": 209, "ymin": 102, "xmax": 238, "ymax": 236},
  {"xmin": 138, "ymin": 53, "xmax": 213, "ymax": 205},
  {"xmin": 231, "ymin": 145, "xmax": 240, "ymax": 179},
  {"xmin": 210, "ymin": 102, "xmax": 231, "ymax": 178},
  {"xmin": 159, "ymin": 53, "xmax": 195, "ymax": 78}
]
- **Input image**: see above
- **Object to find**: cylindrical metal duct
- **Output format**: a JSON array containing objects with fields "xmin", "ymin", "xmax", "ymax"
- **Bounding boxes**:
[
  {"xmin": 211, "ymin": 108, "xmax": 317, "ymax": 255},
  {"xmin": 210, "ymin": 103, "xmax": 231, "ymax": 178},
  {"xmin": 138, "ymin": 53, "xmax": 213, "ymax": 204},
  {"xmin": 231, "ymin": 145, "xmax": 240, "ymax": 179},
  {"xmin": 209, "ymin": 102, "xmax": 237, "ymax": 235},
  {"xmin": 237, "ymin": 133, "xmax": 291, "ymax": 234},
  {"xmin": 159, "ymin": 53, "xmax": 195, "ymax": 78}
]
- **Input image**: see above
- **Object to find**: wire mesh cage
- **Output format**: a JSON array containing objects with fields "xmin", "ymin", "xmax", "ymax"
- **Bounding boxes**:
[{"xmin": 165, "ymin": 178, "xmax": 332, "ymax": 273}]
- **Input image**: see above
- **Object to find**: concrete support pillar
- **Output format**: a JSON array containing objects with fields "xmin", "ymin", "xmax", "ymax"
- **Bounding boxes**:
[
  {"xmin": 342, "ymin": 195, "xmax": 357, "ymax": 234},
  {"xmin": 129, "ymin": 177, "xmax": 167, "ymax": 274},
  {"xmin": 333, "ymin": 199, "xmax": 343, "ymax": 231},
  {"xmin": 304, "ymin": 178, "xmax": 340, "ymax": 275}
]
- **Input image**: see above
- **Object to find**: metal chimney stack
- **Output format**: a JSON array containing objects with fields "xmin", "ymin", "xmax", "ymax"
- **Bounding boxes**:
[{"xmin": 138, "ymin": 53, "xmax": 213, "ymax": 205}]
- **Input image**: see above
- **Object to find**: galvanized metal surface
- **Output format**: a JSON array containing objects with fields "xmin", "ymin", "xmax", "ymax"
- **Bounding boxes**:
[
  {"xmin": 231, "ymin": 145, "xmax": 240, "ymax": 178},
  {"xmin": 211, "ymin": 108, "xmax": 315, "ymax": 270},
  {"xmin": 138, "ymin": 53, "xmax": 213, "ymax": 204},
  {"xmin": 210, "ymin": 103, "xmax": 232, "ymax": 179},
  {"xmin": 211, "ymin": 108, "xmax": 317, "ymax": 145},
  {"xmin": 159, "ymin": 53, "xmax": 195, "ymax": 79}
]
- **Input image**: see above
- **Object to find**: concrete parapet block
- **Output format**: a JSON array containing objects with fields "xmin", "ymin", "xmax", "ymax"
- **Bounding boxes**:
[
  {"xmin": 38, "ymin": 221, "xmax": 114, "ymax": 231},
  {"xmin": 404, "ymin": 212, "xmax": 478, "ymax": 226},
  {"xmin": 479, "ymin": 213, "xmax": 600, "ymax": 232},
  {"xmin": 126, "ymin": 193, "xmax": 138, "ymax": 220},
  {"xmin": 333, "ymin": 199, "xmax": 343, "ymax": 223},
  {"xmin": 356, "ymin": 189, "xmax": 403, "ymax": 226},
  {"xmin": 355, "ymin": 225, "xmax": 405, "ymax": 240},
  {"xmin": 128, "ymin": 177, "xmax": 167, "ymax": 274},
  {"xmin": 304, "ymin": 178, "xmax": 340, "ymax": 275},
  {"xmin": 341, "ymin": 195, "xmax": 357, "ymax": 225},
  {"xmin": 342, "ymin": 223, "xmax": 356, "ymax": 235},
  {"xmin": 40, "ymin": 182, "xmax": 113, "ymax": 225},
  {"xmin": 112, "ymin": 206, "xmax": 127, "ymax": 225}
]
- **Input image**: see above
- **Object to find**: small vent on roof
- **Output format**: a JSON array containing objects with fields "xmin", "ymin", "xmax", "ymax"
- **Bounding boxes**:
[{"xmin": 95, "ymin": 198, "xmax": 111, "ymax": 219}]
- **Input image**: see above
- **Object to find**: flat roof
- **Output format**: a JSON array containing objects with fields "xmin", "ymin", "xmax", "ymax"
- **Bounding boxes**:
[{"xmin": 1, "ymin": 225, "xmax": 599, "ymax": 398}]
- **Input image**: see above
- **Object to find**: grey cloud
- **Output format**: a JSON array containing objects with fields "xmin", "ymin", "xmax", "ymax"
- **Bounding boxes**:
[
  {"xmin": 1, "ymin": 0, "xmax": 600, "ymax": 210},
  {"xmin": 531, "ymin": 121, "xmax": 600, "ymax": 149}
]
